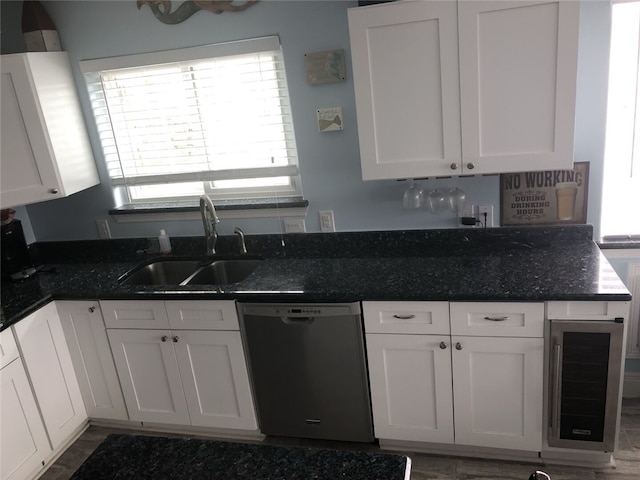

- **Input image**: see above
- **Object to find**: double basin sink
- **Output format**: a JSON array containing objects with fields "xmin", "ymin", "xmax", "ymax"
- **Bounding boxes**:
[{"xmin": 119, "ymin": 256, "xmax": 263, "ymax": 286}]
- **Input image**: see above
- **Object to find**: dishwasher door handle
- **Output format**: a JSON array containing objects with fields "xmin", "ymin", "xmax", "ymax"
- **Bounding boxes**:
[{"xmin": 281, "ymin": 316, "xmax": 315, "ymax": 324}]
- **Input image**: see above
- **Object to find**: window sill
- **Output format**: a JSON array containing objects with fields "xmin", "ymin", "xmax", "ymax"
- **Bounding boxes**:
[
  {"xmin": 109, "ymin": 198, "xmax": 309, "ymax": 223},
  {"xmin": 598, "ymin": 235, "xmax": 640, "ymax": 249}
]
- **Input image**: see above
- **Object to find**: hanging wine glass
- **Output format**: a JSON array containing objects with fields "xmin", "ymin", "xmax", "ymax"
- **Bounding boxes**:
[
  {"xmin": 402, "ymin": 179, "xmax": 424, "ymax": 209},
  {"xmin": 447, "ymin": 187, "xmax": 466, "ymax": 214},
  {"xmin": 426, "ymin": 189, "xmax": 446, "ymax": 214}
]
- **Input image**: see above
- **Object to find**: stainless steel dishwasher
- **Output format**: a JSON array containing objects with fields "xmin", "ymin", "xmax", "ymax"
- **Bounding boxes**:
[{"xmin": 238, "ymin": 302, "xmax": 374, "ymax": 443}]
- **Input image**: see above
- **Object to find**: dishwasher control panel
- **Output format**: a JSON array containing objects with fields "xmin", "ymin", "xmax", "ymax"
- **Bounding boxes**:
[{"xmin": 240, "ymin": 303, "xmax": 362, "ymax": 318}]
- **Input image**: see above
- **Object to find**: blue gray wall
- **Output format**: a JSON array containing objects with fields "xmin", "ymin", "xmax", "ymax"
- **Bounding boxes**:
[{"xmin": 0, "ymin": 0, "xmax": 610, "ymax": 240}]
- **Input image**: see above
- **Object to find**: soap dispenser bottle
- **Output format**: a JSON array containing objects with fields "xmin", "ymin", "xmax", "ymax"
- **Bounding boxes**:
[{"xmin": 158, "ymin": 229, "xmax": 172, "ymax": 254}]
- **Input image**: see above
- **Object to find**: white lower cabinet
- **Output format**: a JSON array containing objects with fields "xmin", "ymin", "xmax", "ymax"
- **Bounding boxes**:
[
  {"xmin": 0, "ymin": 329, "xmax": 50, "ymax": 480},
  {"xmin": 451, "ymin": 335, "xmax": 543, "ymax": 451},
  {"xmin": 108, "ymin": 328, "xmax": 190, "ymax": 425},
  {"xmin": 174, "ymin": 330, "xmax": 257, "ymax": 430},
  {"xmin": 364, "ymin": 301, "xmax": 544, "ymax": 452},
  {"xmin": 366, "ymin": 333, "xmax": 455, "ymax": 443},
  {"xmin": 103, "ymin": 300, "xmax": 257, "ymax": 431},
  {"xmin": 57, "ymin": 301, "xmax": 128, "ymax": 421},
  {"xmin": 12, "ymin": 302, "xmax": 87, "ymax": 450}
]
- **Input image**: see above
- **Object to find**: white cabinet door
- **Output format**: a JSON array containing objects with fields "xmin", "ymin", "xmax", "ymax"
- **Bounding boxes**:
[
  {"xmin": 57, "ymin": 301, "xmax": 128, "ymax": 421},
  {"xmin": 0, "ymin": 53, "xmax": 98, "ymax": 208},
  {"xmin": 107, "ymin": 329, "xmax": 190, "ymax": 425},
  {"xmin": 366, "ymin": 333, "xmax": 454, "ymax": 443},
  {"xmin": 1, "ymin": 358, "xmax": 51, "ymax": 480},
  {"xmin": 451, "ymin": 335, "xmax": 543, "ymax": 451},
  {"xmin": 13, "ymin": 303, "xmax": 87, "ymax": 450},
  {"xmin": 458, "ymin": 0, "xmax": 579, "ymax": 174},
  {"xmin": 348, "ymin": 1, "xmax": 462, "ymax": 180},
  {"xmin": 174, "ymin": 330, "xmax": 257, "ymax": 430}
]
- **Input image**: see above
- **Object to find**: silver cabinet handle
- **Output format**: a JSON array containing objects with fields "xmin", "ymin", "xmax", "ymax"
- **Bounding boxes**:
[
  {"xmin": 455, "ymin": 342, "xmax": 463, "ymax": 350},
  {"xmin": 49, "ymin": 188, "xmax": 59, "ymax": 194},
  {"xmin": 466, "ymin": 162, "xmax": 475, "ymax": 170},
  {"xmin": 392, "ymin": 314, "xmax": 415, "ymax": 320},
  {"xmin": 88, "ymin": 305, "xmax": 96, "ymax": 313},
  {"xmin": 439, "ymin": 341, "xmax": 447, "ymax": 350},
  {"xmin": 161, "ymin": 335, "xmax": 168, "ymax": 342},
  {"xmin": 450, "ymin": 162, "xmax": 458, "ymax": 170},
  {"xmin": 172, "ymin": 336, "xmax": 179, "ymax": 343},
  {"xmin": 484, "ymin": 316, "xmax": 508, "ymax": 322}
]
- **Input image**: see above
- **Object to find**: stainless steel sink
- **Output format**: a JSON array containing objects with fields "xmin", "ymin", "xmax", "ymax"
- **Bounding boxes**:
[
  {"xmin": 119, "ymin": 257, "xmax": 262, "ymax": 286},
  {"xmin": 119, "ymin": 260, "xmax": 204, "ymax": 285},
  {"xmin": 184, "ymin": 259, "xmax": 263, "ymax": 285}
]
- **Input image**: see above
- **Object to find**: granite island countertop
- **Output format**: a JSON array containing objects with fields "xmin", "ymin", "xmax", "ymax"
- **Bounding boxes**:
[
  {"xmin": 1, "ymin": 226, "xmax": 631, "ymax": 331},
  {"xmin": 70, "ymin": 433, "xmax": 410, "ymax": 480}
]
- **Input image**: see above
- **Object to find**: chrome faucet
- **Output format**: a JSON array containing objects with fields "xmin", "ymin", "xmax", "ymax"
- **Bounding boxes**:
[
  {"xmin": 234, "ymin": 227, "xmax": 247, "ymax": 254},
  {"xmin": 199, "ymin": 194, "xmax": 220, "ymax": 255}
]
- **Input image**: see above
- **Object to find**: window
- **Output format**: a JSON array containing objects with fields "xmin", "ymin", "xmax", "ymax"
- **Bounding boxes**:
[
  {"xmin": 80, "ymin": 36, "xmax": 302, "ymax": 206},
  {"xmin": 601, "ymin": 2, "xmax": 640, "ymax": 238}
]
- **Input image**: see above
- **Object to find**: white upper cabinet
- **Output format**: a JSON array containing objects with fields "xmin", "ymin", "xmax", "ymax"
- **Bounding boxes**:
[
  {"xmin": 349, "ymin": 1, "xmax": 461, "ymax": 180},
  {"xmin": 458, "ymin": 0, "xmax": 579, "ymax": 174},
  {"xmin": 348, "ymin": 0, "xmax": 579, "ymax": 180},
  {"xmin": 0, "ymin": 52, "xmax": 99, "ymax": 208}
]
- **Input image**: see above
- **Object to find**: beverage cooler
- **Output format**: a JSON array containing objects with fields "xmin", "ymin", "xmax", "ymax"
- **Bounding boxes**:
[{"xmin": 548, "ymin": 318, "xmax": 624, "ymax": 451}]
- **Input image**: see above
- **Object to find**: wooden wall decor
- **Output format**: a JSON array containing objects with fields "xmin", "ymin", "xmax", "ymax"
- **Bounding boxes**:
[{"xmin": 137, "ymin": 1, "xmax": 260, "ymax": 24}]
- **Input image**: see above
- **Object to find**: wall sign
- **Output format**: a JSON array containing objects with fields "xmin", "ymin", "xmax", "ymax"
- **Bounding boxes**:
[
  {"xmin": 304, "ymin": 49, "xmax": 346, "ymax": 85},
  {"xmin": 317, "ymin": 107, "xmax": 343, "ymax": 132},
  {"xmin": 500, "ymin": 162, "xmax": 589, "ymax": 226}
]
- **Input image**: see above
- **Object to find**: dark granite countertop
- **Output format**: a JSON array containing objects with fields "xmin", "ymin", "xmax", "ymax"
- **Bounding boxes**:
[
  {"xmin": 1, "ymin": 226, "xmax": 631, "ymax": 331},
  {"xmin": 70, "ymin": 433, "xmax": 410, "ymax": 480}
]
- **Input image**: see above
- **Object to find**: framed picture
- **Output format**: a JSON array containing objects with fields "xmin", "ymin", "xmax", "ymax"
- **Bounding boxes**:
[{"xmin": 500, "ymin": 162, "xmax": 589, "ymax": 226}]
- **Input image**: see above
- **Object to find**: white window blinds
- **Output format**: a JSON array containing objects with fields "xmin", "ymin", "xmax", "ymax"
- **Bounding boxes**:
[{"xmin": 79, "ymin": 36, "xmax": 302, "ymax": 203}]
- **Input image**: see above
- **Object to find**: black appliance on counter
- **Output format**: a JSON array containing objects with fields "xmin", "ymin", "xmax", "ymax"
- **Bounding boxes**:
[{"xmin": 1, "ymin": 219, "xmax": 36, "ymax": 280}]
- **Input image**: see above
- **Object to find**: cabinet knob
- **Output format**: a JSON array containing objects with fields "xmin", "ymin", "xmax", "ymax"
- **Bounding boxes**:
[
  {"xmin": 455, "ymin": 342, "xmax": 463, "ymax": 350},
  {"xmin": 450, "ymin": 163, "xmax": 458, "ymax": 170},
  {"xmin": 161, "ymin": 335, "xmax": 169, "ymax": 342},
  {"xmin": 88, "ymin": 305, "xmax": 96, "ymax": 313},
  {"xmin": 466, "ymin": 163, "xmax": 475, "ymax": 170},
  {"xmin": 49, "ymin": 188, "xmax": 59, "ymax": 194},
  {"xmin": 439, "ymin": 341, "xmax": 447, "ymax": 350},
  {"xmin": 172, "ymin": 336, "xmax": 179, "ymax": 343}
]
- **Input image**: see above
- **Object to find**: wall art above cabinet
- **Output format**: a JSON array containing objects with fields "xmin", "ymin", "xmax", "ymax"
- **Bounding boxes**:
[
  {"xmin": 1, "ymin": 52, "xmax": 99, "ymax": 208},
  {"xmin": 348, "ymin": 0, "xmax": 579, "ymax": 180}
]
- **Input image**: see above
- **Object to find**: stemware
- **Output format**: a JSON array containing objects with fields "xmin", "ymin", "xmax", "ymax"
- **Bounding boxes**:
[
  {"xmin": 402, "ymin": 179, "xmax": 424, "ymax": 209},
  {"xmin": 426, "ymin": 189, "xmax": 446, "ymax": 214},
  {"xmin": 447, "ymin": 187, "xmax": 466, "ymax": 214}
]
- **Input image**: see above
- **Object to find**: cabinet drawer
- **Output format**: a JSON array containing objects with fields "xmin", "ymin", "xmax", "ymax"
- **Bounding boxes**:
[
  {"xmin": 547, "ymin": 301, "xmax": 629, "ymax": 320},
  {"xmin": 100, "ymin": 300, "xmax": 169, "ymax": 329},
  {"xmin": 450, "ymin": 302, "xmax": 544, "ymax": 337},
  {"xmin": 363, "ymin": 301, "xmax": 450, "ymax": 334},
  {"xmin": 165, "ymin": 300, "xmax": 239, "ymax": 331},
  {"xmin": 0, "ymin": 327, "xmax": 19, "ymax": 369}
]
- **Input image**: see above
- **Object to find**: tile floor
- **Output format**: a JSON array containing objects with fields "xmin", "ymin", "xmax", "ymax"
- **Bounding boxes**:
[{"xmin": 40, "ymin": 398, "xmax": 640, "ymax": 480}]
